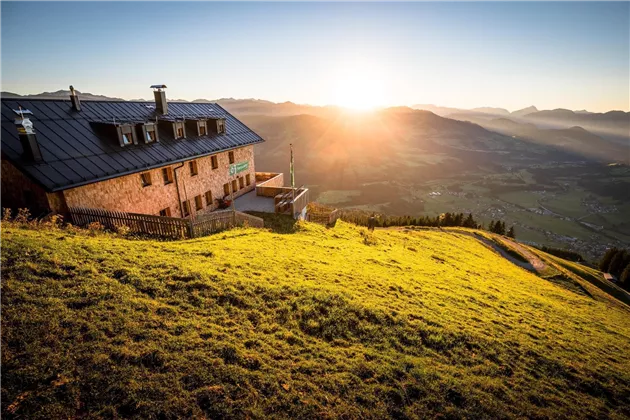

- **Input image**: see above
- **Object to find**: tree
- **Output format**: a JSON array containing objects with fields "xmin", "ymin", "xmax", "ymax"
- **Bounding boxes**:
[
  {"xmin": 463, "ymin": 213, "xmax": 476, "ymax": 228},
  {"xmin": 488, "ymin": 220, "xmax": 495, "ymax": 233},
  {"xmin": 620, "ymin": 264, "xmax": 630, "ymax": 289},
  {"xmin": 599, "ymin": 248, "xmax": 619, "ymax": 272},
  {"xmin": 494, "ymin": 221, "xmax": 506, "ymax": 235},
  {"xmin": 609, "ymin": 250, "xmax": 629, "ymax": 278},
  {"xmin": 507, "ymin": 226, "xmax": 515, "ymax": 238}
]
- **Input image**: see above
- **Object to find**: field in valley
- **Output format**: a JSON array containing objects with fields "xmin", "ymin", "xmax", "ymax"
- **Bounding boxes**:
[{"xmin": 312, "ymin": 163, "xmax": 630, "ymax": 261}]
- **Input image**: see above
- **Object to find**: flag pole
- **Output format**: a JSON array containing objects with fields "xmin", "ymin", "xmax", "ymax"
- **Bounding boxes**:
[{"xmin": 290, "ymin": 144, "xmax": 295, "ymax": 216}]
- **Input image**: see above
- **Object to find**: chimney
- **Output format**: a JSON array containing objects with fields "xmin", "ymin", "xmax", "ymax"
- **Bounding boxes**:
[
  {"xmin": 151, "ymin": 84, "xmax": 168, "ymax": 115},
  {"xmin": 14, "ymin": 108, "xmax": 43, "ymax": 162},
  {"xmin": 69, "ymin": 85, "xmax": 81, "ymax": 111}
]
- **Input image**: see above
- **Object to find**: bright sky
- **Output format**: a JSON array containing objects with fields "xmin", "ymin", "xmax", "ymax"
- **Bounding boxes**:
[{"xmin": 1, "ymin": 2, "xmax": 628, "ymax": 112}]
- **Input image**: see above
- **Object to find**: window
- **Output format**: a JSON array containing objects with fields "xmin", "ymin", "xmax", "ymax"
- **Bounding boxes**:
[
  {"xmin": 174, "ymin": 122, "xmax": 186, "ymax": 139},
  {"xmin": 228, "ymin": 151, "xmax": 235, "ymax": 164},
  {"xmin": 140, "ymin": 172, "xmax": 152, "ymax": 187},
  {"xmin": 239, "ymin": 176, "xmax": 245, "ymax": 190},
  {"xmin": 118, "ymin": 124, "xmax": 136, "ymax": 147},
  {"xmin": 122, "ymin": 132, "xmax": 133, "ymax": 145},
  {"xmin": 211, "ymin": 155, "xmax": 219, "ymax": 169},
  {"xmin": 199, "ymin": 124, "xmax": 207, "ymax": 136},
  {"xmin": 159, "ymin": 207, "xmax": 171, "ymax": 217},
  {"xmin": 189, "ymin": 160, "xmax": 198, "ymax": 176},
  {"xmin": 182, "ymin": 200, "xmax": 191, "ymax": 217},
  {"xmin": 217, "ymin": 119, "xmax": 226, "ymax": 134},
  {"xmin": 162, "ymin": 167, "xmax": 173, "ymax": 185},
  {"xmin": 195, "ymin": 195, "xmax": 203, "ymax": 211},
  {"xmin": 232, "ymin": 180, "xmax": 238, "ymax": 194},
  {"xmin": 246, "ymin": 174, "xmax": 251, "ymax": 186},
  {"xmin": 223, "ymin": 183, "xmax": 230, "ymax": 196},
  {"xmin": 205, "ymin": 190, "xmax": 213, "ymax": 206},
  {"xmin": 140, "ymin": 123, "xmax": 158, "ymax": 144}
]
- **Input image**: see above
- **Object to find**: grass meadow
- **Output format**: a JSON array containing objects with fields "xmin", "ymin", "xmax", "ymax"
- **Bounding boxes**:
[{"xmin": 2, "ymin": 220, "xmax": 629, "ymax": 419}]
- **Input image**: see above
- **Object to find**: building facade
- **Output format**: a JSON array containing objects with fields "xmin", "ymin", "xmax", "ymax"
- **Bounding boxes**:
[{"xmin": 1, "ymin": 86, "xmax": 264, "ymax": 219}]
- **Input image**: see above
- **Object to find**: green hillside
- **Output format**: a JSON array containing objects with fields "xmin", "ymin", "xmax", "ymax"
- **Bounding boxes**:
[{"xmin": 2, "ymin": 221, "xmax": 629, "ymax": 419}]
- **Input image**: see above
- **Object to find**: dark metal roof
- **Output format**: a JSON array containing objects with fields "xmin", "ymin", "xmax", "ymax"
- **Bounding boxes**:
[{"xmin": 1, "ymin": 99, "xmax": 264, "ymax": 192}]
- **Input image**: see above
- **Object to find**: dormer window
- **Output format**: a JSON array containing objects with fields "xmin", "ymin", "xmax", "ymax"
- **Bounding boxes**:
[
  {"xmin": 173, "ymin": 121, "xmax": 186, "ymax": 139},
  {"xmin": 217, "ymin": 119, "xmax": 226, "ymax": 134},
  {"xmin": 117, "ymin": 124, "xmax": 137, "ymax": 147},
  {"xmin": 122, "ymin": 132, "xmax": 133, "ymax": 145},
  {"xmin": 138, "ymin": 122, "xmax": 159, "ymax": 144},
  {"xmin": 199, "ymin": 122, "xmax": 207, "ymax": 136}
]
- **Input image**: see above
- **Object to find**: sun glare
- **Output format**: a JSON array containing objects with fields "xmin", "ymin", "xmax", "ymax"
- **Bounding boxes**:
[{"xmin": 332, "ymin": 63, "xmax": 387, "ymax": 111}]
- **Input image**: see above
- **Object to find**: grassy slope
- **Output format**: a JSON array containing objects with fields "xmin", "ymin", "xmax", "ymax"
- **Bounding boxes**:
[{"xmin": 2, "ymin": 222, "xmax": 630, "ymax": 419}]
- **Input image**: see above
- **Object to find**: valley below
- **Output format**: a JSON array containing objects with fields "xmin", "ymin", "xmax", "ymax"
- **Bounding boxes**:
[{"xmin": 237, "ymin": 105, "xmax": 629, "ymax": 262}]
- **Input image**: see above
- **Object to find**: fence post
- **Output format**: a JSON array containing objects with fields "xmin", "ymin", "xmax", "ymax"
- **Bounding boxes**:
[{"xmin": 188, "ymin": 218, "xmax": 194, "ymax": 239}]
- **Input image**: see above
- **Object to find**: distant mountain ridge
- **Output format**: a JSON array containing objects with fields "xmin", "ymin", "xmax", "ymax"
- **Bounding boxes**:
[
  {"xmin": 1, "ymin": 90, "xmax": 124, "ymax": 101},
  {"xmin": 4, "ymin": 89, "xmax": 627, "ymax": 143}
]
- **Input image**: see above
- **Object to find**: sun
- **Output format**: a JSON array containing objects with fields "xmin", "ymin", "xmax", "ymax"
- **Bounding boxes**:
[{"xmin": 332, "ymin": 63, "xmax": 387, "ymax": 110}]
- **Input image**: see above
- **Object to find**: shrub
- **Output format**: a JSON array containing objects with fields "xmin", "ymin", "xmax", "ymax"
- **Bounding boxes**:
[
  {"xmin": 14, "ymin": 208, "xmax": 32, "ymax": 224},
  {"xmin": 87, "ymin": 221, "xmax": 105, "ymax": 236},
  {"xmin": 115, "ymin": 224, "xmax": 131, "ymax": 236}
]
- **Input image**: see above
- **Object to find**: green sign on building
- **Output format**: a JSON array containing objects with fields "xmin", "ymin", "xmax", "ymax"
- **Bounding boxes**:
[{"xmin": 229, "ymin": 161, "xmax": 249, "ymax": 176}]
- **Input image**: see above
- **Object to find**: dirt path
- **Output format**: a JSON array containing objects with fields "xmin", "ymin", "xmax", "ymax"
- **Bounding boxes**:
[
  {"xmin": 500, "ymin": 237, "xmax": 547, "ymax": 273},
  {"xmin": 457, "ymin": 231, "xmax": 546, "ymax": 274},
  {"xmin": 384, "ymin": 226, "xmax": 547, "ymax": 274}
]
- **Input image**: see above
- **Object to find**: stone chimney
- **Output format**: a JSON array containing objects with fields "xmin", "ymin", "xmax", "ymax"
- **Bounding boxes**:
[
  {"xmin": 151, "ymin": 84, "xmax": 168, "ymax": 115},
  {"xmin": 14, "ymin": 108, "xmax": 43, "ymax": 162},
  {"xmin": 69, "ymin": 85, "xmax": 81, "ymax": 111}
]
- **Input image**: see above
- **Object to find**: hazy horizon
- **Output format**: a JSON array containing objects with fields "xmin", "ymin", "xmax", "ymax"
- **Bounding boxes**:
[
  {"xmin": 2, "ymin": 2, "xmax": 629, "ymax": 112},
  {"xmin": 3, "ymin": 88, "xmax": 629, "ymax": 115}
]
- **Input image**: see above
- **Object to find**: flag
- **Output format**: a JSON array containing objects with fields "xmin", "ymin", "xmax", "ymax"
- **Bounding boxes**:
[{"xmin": 290, "ymin": 143, "xmax": 295, "ymax": 188}]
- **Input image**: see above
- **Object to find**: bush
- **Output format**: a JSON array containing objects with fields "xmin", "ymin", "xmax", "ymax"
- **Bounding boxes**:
[
  {"xmin": 14, "ymin": 208, "xmax": 32, "ymax": 224},
  {"xmin": 2, "ymin": 208, "xmax": 12, "ymax": 222},
  {"xmin": 115, "ymin": 224, "xmax": 131, "ymax": 236}
]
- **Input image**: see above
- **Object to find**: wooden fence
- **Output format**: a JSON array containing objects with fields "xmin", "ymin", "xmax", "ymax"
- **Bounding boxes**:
[
  {"xmin": 307, "ymin": 207, "xmax": 339, "ymax": 226},
  {"xmin": 69, "ymin": 207, "xmax": 264, "ymax": 239},
  {"xmin": 69, "ymin": 207, "xmax": 190, "ymax": 239}
]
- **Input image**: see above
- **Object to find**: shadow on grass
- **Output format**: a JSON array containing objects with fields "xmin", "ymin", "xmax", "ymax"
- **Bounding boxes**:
[{"xmin": 245, "ymin": 211, "xmax": 298, "ymax": 234}]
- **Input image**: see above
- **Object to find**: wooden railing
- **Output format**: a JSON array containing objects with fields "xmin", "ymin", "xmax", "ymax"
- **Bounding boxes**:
[
  {"xmin": 255, "ymin": 172, "xmax": 285, "ymax": 197},
  {"xmin": 191, "ymin": 210, "xmax": 235, "ymax": 237},
  {"xmin": 69, "ymin": 207, "xmax": 190, "ymax": 239},
  {"xmin": 291, "ymin": 188, "xmax": 310, "ymax": 219},
  {"xmin": 69, "ymin": 207, "xmax": 264, "ymax": 239},
  {"xmin": 307, "ymin": 207, "xmax": 339, "ymax": 226}
]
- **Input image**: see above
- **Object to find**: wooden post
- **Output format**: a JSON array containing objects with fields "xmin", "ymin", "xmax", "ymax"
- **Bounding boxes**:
[{"xmin": 188, "ymin": 218, "xmax": 194, "ymax": 239}]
